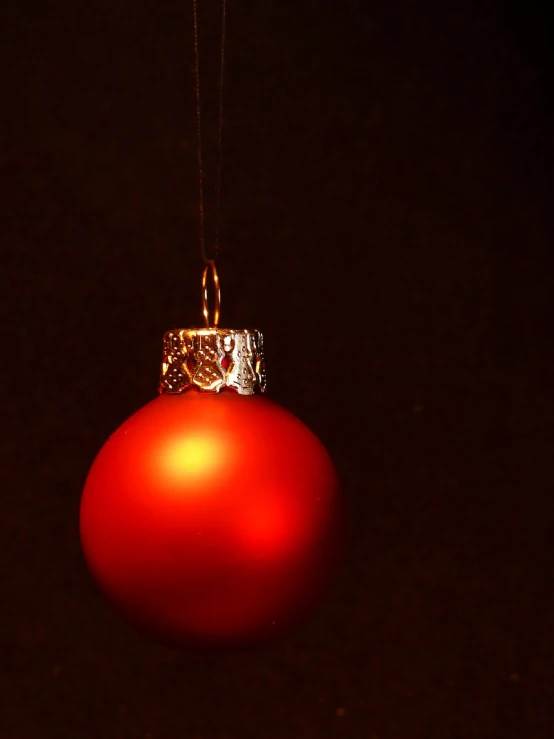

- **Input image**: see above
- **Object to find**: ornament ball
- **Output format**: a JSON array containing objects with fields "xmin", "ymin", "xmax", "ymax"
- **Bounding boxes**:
[{"xmin": 80, "ymin": 391, "xmax": 344, "ymax": 648}]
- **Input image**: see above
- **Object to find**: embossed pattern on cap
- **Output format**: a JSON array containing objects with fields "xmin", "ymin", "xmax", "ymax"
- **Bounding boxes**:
[{"xmin": 159, "ymin": 328, "xmax": 266, "ymax": 395}]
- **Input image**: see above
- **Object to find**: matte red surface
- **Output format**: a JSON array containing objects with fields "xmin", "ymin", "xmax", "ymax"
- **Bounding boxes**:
[{"xmin": 80, "ymin": 393, "xmax": 343, "ymax": 648}]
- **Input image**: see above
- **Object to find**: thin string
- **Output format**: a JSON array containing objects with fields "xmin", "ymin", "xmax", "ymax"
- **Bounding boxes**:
[
  {"xmin": 191, "ymin": 0, "xmax": 205, "ymax": 261},
  {"xmin": 214, "ymin": 0, "xmax": 227, "ymax": 259},
  {"xmin": 192, "ymin": 0, "xmax": 227, "ymax": 264}
]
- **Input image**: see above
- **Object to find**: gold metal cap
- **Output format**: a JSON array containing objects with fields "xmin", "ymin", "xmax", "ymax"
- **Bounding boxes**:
[
  {"xmin": 159, "ymin": 261, "xmax": 266, "ymax": 395},
  {"xmin": 159, "ymin": 327, "xmax": 266, "ymax": 395}
]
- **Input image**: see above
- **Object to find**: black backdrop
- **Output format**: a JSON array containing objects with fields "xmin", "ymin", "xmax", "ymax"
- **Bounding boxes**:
[{"xmin": 2, "ymin": 2, "xmax": 553, "ymax": 737}]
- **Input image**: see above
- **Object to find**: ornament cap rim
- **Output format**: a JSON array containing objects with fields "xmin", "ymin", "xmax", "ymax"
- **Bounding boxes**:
[{"xmin": 163, "ymin": 326, "xmax": 261, "ymax": 335}]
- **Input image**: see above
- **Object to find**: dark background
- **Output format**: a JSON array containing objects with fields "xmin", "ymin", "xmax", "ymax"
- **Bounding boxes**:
[{"xmin": 2, "ymin": 1, "xmax": 553, "ymax": 737}]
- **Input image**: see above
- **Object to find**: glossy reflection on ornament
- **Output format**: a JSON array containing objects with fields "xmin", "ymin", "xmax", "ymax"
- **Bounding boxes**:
[{"xmin": 160, "ymin": 432, "xmax": 229, "ymax": 486}]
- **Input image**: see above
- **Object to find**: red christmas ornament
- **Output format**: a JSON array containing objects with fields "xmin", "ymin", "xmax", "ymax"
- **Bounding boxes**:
[{"xmin": 80, "ymin": 263, "xmax": 344, "ymax": 648}]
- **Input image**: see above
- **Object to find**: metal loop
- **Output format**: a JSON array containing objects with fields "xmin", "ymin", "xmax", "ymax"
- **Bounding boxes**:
[{"xmin": 202, "ymin": 260, "xmax": 221, "ymax": 328}]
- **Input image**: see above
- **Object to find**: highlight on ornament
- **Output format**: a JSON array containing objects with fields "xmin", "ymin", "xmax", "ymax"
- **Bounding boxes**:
[{"xmin": 80, "ymin": 263, "xmax": 344, "ymax": 649}]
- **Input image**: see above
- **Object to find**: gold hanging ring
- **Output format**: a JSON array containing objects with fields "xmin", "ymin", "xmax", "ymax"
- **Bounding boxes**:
[{"xmin": 202, "ymin": 260, "xmax": 221, "ymax": 328}]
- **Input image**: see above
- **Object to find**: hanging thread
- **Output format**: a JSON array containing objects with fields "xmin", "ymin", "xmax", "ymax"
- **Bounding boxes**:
[{"xmin": 192, "ymin": 0, "xmax": 227, "ymax": 264}]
